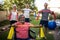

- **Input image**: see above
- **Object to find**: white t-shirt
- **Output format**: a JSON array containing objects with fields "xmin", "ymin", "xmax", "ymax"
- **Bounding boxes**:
[
  {"xmin": 23, "ymin": 8, "xmax": 32, "ymax": 18},
  {"xmin": 10, "ymin": 10, "xmax": 18, "ymax": 21}
]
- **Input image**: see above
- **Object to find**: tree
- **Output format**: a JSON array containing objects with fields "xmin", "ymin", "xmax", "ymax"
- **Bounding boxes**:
[
  {"xmin": 2, "ymin": 0, "xmax": 37, "ymax": 11},
  {"xmin": 0, "ymin": 4, "xmax": 4, "ymax": 11},
  {"xmin": 0, "ymin": 0, "xmax": 38, "ymax": 13}
]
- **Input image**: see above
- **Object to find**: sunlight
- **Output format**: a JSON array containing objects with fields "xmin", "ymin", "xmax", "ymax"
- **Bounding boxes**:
[
  {"xmin": 0, "ymin": 0, "xmax": 4, "ymax": 5},
  {"xmin": 35, "ymin": 0, "xmax": 60, "ymax": 13}
]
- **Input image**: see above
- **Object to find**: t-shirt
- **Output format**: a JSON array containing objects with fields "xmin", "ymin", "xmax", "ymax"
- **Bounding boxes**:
[
  {"xmin": 23, "ymin": 8, "xmax": 32, "ymax": 18},
  {"xmin": 15, "ymin": 22, "xmax": 30, "ymax": 39},
  {"xmin": 10, "ymin": 10, "xmax": 18, "ymax": 21},
  {"xmin": 39, "ymin": 9, "xmax": 52, "ymax": 21}
]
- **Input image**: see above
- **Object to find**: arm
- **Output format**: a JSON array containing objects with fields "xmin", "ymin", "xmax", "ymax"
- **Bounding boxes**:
[
  {"xmin": 2, "ymin": 22, "xmax": 18, "ymax": 31},
  {"xmin": 50, "ymin": 11, "xmax": 56, "ymax": 21},
  {"xmin": 36, "ymin": 10, "xmax": 42, "ymax": 20},
  {"xmin": 12, "ymin": 22, "xmax": 19, "ymax": 28},
  {"xmin": 29, "ymin": 23, "xmax": 40, "ymax": 28},
  {"xmin": 38, "ymin": 10, "xmax": 42, "ymax": 13},
  {"xmin": 16, "ymin": 12, "xmax": 18, "ymax": 21},
  {"xmin": 30, "ymin": 9, "xmax": 34, "ymax": 13},
  {"xmin": 8, "ymin": 11, "xmax": 12, "ymax": 20}
]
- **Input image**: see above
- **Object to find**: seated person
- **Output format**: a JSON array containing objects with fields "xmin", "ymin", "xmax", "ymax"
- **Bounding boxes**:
[{"xmin": 12, "ymin": 15, "xmax": 40, "ymax": 40}]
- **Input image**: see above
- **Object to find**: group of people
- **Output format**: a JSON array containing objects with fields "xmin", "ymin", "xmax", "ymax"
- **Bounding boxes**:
[{"xmin": 7, "ymin": 3, "xmax": 56, "ymax": 40}]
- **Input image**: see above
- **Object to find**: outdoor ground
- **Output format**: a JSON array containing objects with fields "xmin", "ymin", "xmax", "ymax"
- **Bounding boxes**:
[{"xmin": 0, "ymin": 16, "xmax": 60, "ymax": 40}]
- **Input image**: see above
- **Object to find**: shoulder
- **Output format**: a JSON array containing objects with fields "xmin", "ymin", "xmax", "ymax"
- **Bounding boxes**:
[
  {"xmin": 47, "ymin": 9, "xmax": 51, "ymax": 11},
  {"xmin": 16, "ymin": 10, "xmax": 18, "ymax": 13},
  {"xmin": 38, "ymin": 9, "xmax": 43, "ymax": 12},
  {"xmin": 14, "ymin": 22, "xmax": 20, "ymax": 25}
]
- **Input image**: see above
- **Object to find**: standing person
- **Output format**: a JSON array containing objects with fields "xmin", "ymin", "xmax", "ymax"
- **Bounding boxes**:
[
  {"xmin": 22, "ymin": 4, "xmax": 32, "ymax": 22},
  {"xmin": 8, "ymin": 4, "xmax": 18, "ymax": 25},
  {"xmin": 8, "ymin": 4, "xmax": 18, "ymax": 40},
  {"xmin": 37, "ymin": 3, "xmax": 56, "ymax": 39}
]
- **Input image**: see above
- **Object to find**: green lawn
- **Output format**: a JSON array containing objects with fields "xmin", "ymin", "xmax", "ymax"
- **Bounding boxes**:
[
  {"xmin": 0, "ymin": 16, "xmax": 54, "ymax": 40},
  {"xmin": 30, "ymin": 16, "xmax": 54, "ymax": 40}
]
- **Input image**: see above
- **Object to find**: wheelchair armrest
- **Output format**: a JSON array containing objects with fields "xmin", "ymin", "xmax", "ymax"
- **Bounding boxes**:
[
  {"xmin": 29, "ymin": 29, "xmax": 36, "ymax": 39},
  {"xmin": 29, "ymin": 29, "xmax": 36, "ymax": 33}
]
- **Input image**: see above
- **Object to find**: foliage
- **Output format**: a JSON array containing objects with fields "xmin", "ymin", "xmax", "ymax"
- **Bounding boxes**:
[
  {"xmin": 49, "ymin": 14, "xmax": 60, "ymax": 20},
  {"xmin": 56, "ymin": 14, "xmax": 60, "ymax": 19},
  {"xmin": 0, "ymin": 5, "xmax": 4, "ymax": 11},
  {"xmin": 49, "ymin": 15, "xmax": 53, "ymax": 20},
  {"xmin": 0, "ymin": 20, "xmax": 10, "ymax": 27},
  {"xmin": 0, "ymin": 0, "xmax": 37, "ymax": 11}
]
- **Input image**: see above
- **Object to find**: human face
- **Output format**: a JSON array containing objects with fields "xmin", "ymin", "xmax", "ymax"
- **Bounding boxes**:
[
  {"xmin": 25, "ymin": 4, "xmax": 29, "ymax": 8},
  {"xmin": 19, "ymin": 16, "xmax": 25, "ymax": 24},
  {"xmin": 44, "ymin": 3, "xmax": 48, "ymax": 9},
  {"xmin": 13, "ymin": 6, "xmax": 16, "ymax": 10}
]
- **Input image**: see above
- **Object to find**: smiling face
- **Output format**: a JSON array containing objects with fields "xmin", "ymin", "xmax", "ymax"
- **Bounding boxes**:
[{"xmin": 19, "ymin": 15, "xmax": 25, "ymax": 24}]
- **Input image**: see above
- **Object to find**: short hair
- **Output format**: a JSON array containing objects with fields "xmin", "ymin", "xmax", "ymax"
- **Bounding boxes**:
[
  {"xmin": 44, "ymin": 3, "xmax": 48, "ymax": 6},
  {"xmin": 12, "ymin": 4, "xmax": 17, "ymax": 8},
  {"xmin": 18, "ymin": 15, "xmax": 25, "ymax": 21}
]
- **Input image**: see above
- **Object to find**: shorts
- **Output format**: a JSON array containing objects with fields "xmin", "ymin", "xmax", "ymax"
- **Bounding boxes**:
[
  {"xmin": 39, "ymin": 20, "xmax": 48, "ymax": 27},
  {"xmin": 10, "ymin": 20, "xmax": 17, "ymax": 25},
  {"xmin": 25, "ymin": 18, "xmax": 30, "ymax": 22}
]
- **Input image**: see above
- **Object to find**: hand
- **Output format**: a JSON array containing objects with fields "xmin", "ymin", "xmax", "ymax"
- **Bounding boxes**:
[
  {"xmin": 12, "ymin": 24, "xmax": 15, "ymax": 26},
  {"xmin": 40, "ymin": 24, "xmax": 42, "ymax": 28}
]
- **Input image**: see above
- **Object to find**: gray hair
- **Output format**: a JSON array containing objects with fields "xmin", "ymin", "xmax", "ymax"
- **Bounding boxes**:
[{"xmin": 18, "ymin": 15, "xmax": 25, "ymax": 21}]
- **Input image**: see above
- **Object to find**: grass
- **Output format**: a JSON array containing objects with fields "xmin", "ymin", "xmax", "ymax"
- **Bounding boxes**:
[
  {"xmin": 0, "ymin": 30, "xmax": 9, "ymax": 40},
  {"xmin": 0, "ymin": 16, "xmax": 54, "ymax": 40}
]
